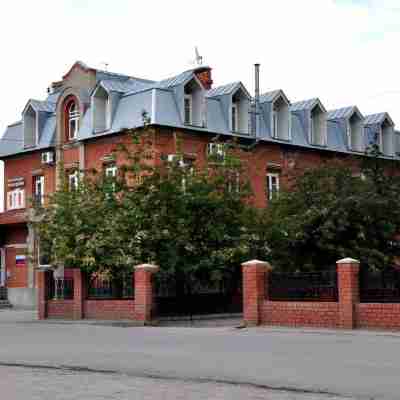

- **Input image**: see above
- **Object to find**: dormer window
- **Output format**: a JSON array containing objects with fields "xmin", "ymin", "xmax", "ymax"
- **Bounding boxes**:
[
  {"xmin": 92, "ymin": 86, "xmax": 111, "ymax": 133},
  {"xmin": 348, "ymin": 112, "xmax": 363, "ymax": 152},
  {"xmin": 310, "ymin": 104, "xmax": 327, "ymax": 146},
  {"xmin": 68, "ymin": 102, "xmax": 79, "ymax": 140},
  {"xmin": 23, "ymin": 105, "xmax": 37, "ymax": 148},
  {"xmin": 231, "ymin": 89, "xmax": 250, "ymax": 134},
  {"xmin": 231, "ymin": 103, "xmax": 238, "ymax": 132},
  {"xmin": 382, "ymin": 118, "xmax": 394, "ymax": 156},
  {"xmin": 183, "ymin": 78, "xmax": 204, "ymax": 127},
  {"xmin": 271, "ymin": 96, "xmax": 290, "ymax": 140},
  {"xmin": 64, "ymin": 97, "xmax": 80, "ymax": 141},
  {"xmin": 184, "ymin": 94, "xmax": 192, "ymax": 125}
]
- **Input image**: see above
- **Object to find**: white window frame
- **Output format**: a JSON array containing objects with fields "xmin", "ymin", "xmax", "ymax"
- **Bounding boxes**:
[
  {"xmin": 34, "ymin": 175, "xmax": 45, "ymax": 206},
  {"xmin": 105, "ymin": 164, "xmax": 117, "ymax": 178},
  {"xmin": 7, "ymin": 188, "xmax": 25, "ymax": 210},
  {"xmin": 207, "ymin": 143, "xmax": 226, "ymax": 161},
  {"xmin": 68, "ymin": 103, "xmax": 80, "ymax": 140},
  {"xmin": 231, "ymin": 103, "xmax": 238, "ymax": 132},
  {"xmin": 68, "ymin": 171, "xmax": 79, "ymax": 191},
  {"xmin": 267, "ymin": 173, "xmax": 280, "ymax": 201},
  {"xmin": 272, "ymin": 110, "xmax": 279, "ymax": 139},
  {"xmin": 184, "ymin": 94, "xmax": 192, "ymax": 125}
]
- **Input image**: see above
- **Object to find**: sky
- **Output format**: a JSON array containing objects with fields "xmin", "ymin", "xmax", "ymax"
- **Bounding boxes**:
[{"xmin": 1, "ymin": 0, "xmax": 400, "ymax": 134}]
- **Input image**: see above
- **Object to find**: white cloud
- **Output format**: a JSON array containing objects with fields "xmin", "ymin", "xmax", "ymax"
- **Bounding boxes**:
[{"xmin": 0, "ymin": 0, "xmax": 400, "ymax": 134}]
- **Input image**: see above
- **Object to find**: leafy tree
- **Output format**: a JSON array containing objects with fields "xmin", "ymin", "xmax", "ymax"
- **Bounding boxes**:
[
  {"xmin": 32, "ymin": 126, "xmax": 259, "ymax": 292},
  {"xmin": 263, "ymin": 148, "xmax": 400, "ymax": 272}
]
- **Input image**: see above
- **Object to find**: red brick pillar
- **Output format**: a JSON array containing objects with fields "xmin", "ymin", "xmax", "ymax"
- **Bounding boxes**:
[
  {"xmin": 337, "ymin": 258, "xmax": 360, "ymax": 330},
  {"xmin": 72, "ymin": 269, "xmax": 85, "ymax": 320},
  {"xmin": 242, "ymin": 260, "xmax": 271, "ymax": 327},
  {"xmin": 134, "ymin": 264, "xmax": 158, "ymax": 325},
  {"xmin": 36, "ymin": 269, "xmax": 50, "ymax": 320}
]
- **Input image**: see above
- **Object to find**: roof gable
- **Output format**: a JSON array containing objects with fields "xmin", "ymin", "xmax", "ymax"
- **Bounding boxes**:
[
  {"xmin": 206, "ymin": 81, "xmax": 251, "ymax": 99},
  {"xmin": 327, "ymin": 106, "xmax": 363, "ymax": 121},
  {"xmin": 290, "ymin": 98, "xmax": 326, "ymax": 113},
  {"xmin": 259, "ymin": 89, "xmax": 290, "ymax": 105},
  {"xmin": 364, "ymin": 112, "xmax": 394, "ymax": 127}
]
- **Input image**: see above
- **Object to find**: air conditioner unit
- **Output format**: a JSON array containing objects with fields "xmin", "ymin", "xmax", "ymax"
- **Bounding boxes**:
[{"xmin": 41, "ymin": 151, "xmax": 54, "ymax": 165}]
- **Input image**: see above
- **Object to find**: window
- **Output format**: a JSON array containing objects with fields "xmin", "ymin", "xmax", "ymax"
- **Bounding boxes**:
[
  {"xmin": 105, "ymin": 164, "xmax": 117, "ymax": 178},
  {"xmin": 310, "ymin": 106, "xmax": 327, "ymax": 146},
  {"xmin": 7, "ymin": 188, "xmax": 25, "ymax": 210},
  {"xmin": 184, "ymin": 94, "xmax": 192, "ymax": 125},
  {"xmin": 68, "ymin": 171, "xmax": 79, "ymax": 191},
  {"xmin": 272, "ymin": 110, "xmax": 278, "ymax": 138},
  {"xmin": 228, "ymin": 172, "xmax": 240, "ymax": 193},
  {"xmin": 207, "ymin": 143, "xmax": 226, "ymax": 162},
  {"xmin": 67, "ymin": 101, "xmax": 79, "ymax": 140},
  {"xmin": 33, "ymin": 176, "xmax": 45, "ymax": 206},
  {"xmin": 266, "ymin": 173, "xmax": 280, "ymax": 200},
  {"xmin": 232, "ymin": 103, "xmax": 238, "ymax": 132}
]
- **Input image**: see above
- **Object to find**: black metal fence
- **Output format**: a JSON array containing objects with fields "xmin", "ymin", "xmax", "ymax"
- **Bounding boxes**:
[
  {"xmin": 154, "ymin": 273, "xmax": 242, "ymax": 318},
  {"xmin": 268, "ymin": 270, "xmax": 338, "ymax": 302},
  {"xmin": 87, "ymin": 274, "xmax": 134, "ymax": 299},
  {"xmin": 360, "ymin": 268, "xmax": 400, "ymax": 303},
  {"xmin": 47, "ymin": 274, "xmax": 74, "ymax": 300},
  {"xmin": 0, "ymin": 286, "xmax": 7, "ymax": 300}
]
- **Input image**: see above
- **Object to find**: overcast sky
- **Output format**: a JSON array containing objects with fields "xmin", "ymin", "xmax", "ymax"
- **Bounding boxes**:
[{"xmin": 1, "ymin": 0, "xmax": 400, "ymax": 134}]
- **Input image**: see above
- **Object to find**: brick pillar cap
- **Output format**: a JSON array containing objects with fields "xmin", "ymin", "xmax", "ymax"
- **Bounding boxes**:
[
  {"xmin": 337, "ymin": 257, "xmax": 360, "ymax": 265},
  {"xmin": 242, "ymin": 260, "xmax": 272, "ymax": 270},
  {"xmin": 135, "ymin": 263, "xmax": 159, "ymax": 272}
]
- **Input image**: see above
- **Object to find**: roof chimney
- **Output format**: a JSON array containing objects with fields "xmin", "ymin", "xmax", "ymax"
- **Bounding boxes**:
[
  {"xmin": 194, "ymin": 66, "xmax": 213, "ymax": 90},
  {"xmin": 252, "ymin": 63, "xmax": 260, "ymax": 136}
]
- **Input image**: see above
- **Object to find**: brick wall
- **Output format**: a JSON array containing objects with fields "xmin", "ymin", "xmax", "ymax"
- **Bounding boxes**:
[
  {"xmin": 262, "ymin": 302, "xmax": 339, "ymax": 328},
  {"xmin": 84, "ymin": 300, "xmax": 135, "ymax": 320},
  {"xmin": 357, "ymin": 304, "xmax": 400, "ymax": 330},
  {"xmin": 47, "ymin": 300, "xmax": 74, "ymax": 319}
]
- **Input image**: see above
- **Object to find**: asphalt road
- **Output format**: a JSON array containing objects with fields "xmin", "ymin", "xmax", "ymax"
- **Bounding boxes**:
[{"xmin": 0, "ymin": 310, "xmax": 399, "ymax": 399}]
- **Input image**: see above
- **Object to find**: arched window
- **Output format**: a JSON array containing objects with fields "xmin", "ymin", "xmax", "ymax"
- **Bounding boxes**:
[{"xmin": 65, "ymin": 99, "xmax": 80, "ymax": 140}]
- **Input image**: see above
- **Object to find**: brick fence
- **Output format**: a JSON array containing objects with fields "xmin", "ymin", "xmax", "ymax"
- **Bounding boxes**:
[
  {"xmin": 242, "ymin": 258, "xmax": 400, "ymax": 331},
  {"xmin": 36, "ymin": 264, "xmax": 158, "ymax": 325}
]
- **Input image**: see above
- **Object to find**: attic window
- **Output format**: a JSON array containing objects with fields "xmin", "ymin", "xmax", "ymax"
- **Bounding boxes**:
[
  {"xmin": 271, "ymin": 96, "xmax": 290, "ymax": 141},
  {"xmin": 382, "ymin": 119, "xmax": 394, "ymax": 156},
  {"xmin": 184, "ymin": 78, "xmax": 204, "ymax": 127},
  {"xmin": 64, "ymin": 97, "xmax": 80, "ymax": 141},
  {"xmin": 23, "ymin": 106, "xmax": 37, "ymax": 148},
  {"xmin": 310, "ymin": 105, "xmax": 327, "ymax": 146},
  {"xmin": 184, "ymin": 94, "xmax": 192, "ymax": 125},
  {"xmin": 348, "ymin": 113, "xmax": 363, "ymax": 152},
  {"xmin": 231, "ymin": 89, "xmax": 250, "ymax": 134},
  {"xmin": 93, "ymin": 86, "xmax": 110, "ymax": 133}
]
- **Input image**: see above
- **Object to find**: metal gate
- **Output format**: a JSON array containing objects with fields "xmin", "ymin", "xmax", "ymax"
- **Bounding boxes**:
[{"xmin": 153, "ymin": 269, "xmax": 242, "ymax": 318}]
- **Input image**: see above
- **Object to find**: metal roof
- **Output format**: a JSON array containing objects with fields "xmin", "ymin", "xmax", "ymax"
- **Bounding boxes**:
[
  {"xmin": 290, "ymin": 98, "xmax": 322, "ymax": 112},
  {"xmin": 1, "ymin": 62, "xmax": 399, "ymax": 161},
  {"xmin": 364, "ymin": 112, "xmax": 394, "ymax": 126},
  {"xmin": 327, "ymin": 106, "xmax": 363, "ymax": 121}
]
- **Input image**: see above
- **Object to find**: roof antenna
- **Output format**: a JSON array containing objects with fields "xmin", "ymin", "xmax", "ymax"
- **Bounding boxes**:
[
  {"xmin": 194, "ymin": 47, "xmax": 203, "ymax": 66},
  {"xmin": 101, "ymin": 62, "xmax": 109, "ymax": 72}
]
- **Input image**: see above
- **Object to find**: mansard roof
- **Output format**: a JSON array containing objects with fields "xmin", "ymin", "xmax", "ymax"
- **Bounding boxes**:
[
  {"xmin": 290, "ymin": 98, "xmax": 326, "ymax": 112},
  {"xmin": 1, "ymin": 61, "xmax": 399, "ymax": 161},
  {"xmin": 364, "ymin": 112, "xmax": 394, "ymax": 126},
  {"xmin": 259, "ymin": 89, "xmax": 290, "ymax": 105},
  {"xmin": 327, "ymin": 106, "xmax": 363, "ymax": 121}
]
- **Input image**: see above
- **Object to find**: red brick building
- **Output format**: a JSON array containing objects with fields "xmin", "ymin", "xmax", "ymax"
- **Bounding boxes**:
[{"xmin": 1, "ymin": 61, "xmax": 399, "ymax": 308}]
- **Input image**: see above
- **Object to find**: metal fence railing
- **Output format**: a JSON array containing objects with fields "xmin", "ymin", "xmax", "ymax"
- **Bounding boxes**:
[
  {"xmin": 360, "ymin": 268, "xmax": 400, "ymax": 303},
  {"xmin": 87, "ymin": 274, "xmax": 134, "ymax": 299},
  {"xmin": 47, "ymin": 275, "xmax": 74, "ymax": 300},
  {"xmin": 268, "ymin": 270, "xmax": 338, "ymax": 302},
  {"xmin": 0, "ymin": 286, "xmax": 7, "ymax": 301}
]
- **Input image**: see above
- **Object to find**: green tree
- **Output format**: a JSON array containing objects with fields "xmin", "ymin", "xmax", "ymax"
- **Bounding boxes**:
[{"xmin": 263, "ymin": 150, "xmax": 400, "ymax": 272}]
